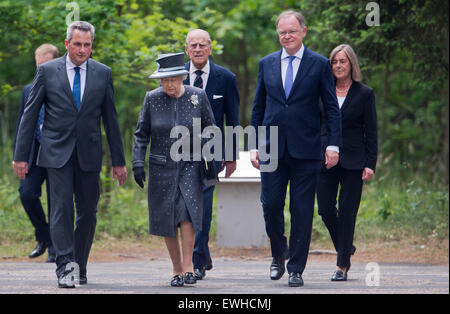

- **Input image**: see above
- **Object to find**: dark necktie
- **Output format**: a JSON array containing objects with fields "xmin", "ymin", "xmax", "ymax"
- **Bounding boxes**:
[
  {"xmin": 285, "ymin": 56, "xmax": 296, "ymax": 98},
  {"xmin": 73, "ymin": 66, "xmax": 81, "ymax": 110},
  {"xmin": 194, "ymin": 69, "xmax": 203, "ymax": 89}
]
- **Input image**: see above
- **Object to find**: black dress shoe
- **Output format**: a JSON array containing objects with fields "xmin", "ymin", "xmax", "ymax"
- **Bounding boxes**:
[
  {"xmin": 184, "ymin": 272, "xmax": 197, "ymax": 285},
  {"xmin": 331, "ymin": 270, "xmax": 347, "ymax": 281},
  {"xmin": 194, "ymin": 268, "xmax": 206, "ymax": 280},
  {"xmin": 79, "ymin": 274, "xmax": 87, "ymax": 285},
  {"xmin": 170, "ymin": 274, "xmax": 184, "ymax": 287},
  {"xmin": 205, "ymin": 258, "xmax": 213, "ymax": 271},
  {"xmin": 270, "ymin": 249, "xmax": 288, "ymax": 280},
  {"xmin": 46, "ymin": 255, "xmax": 56, "ymax": 263},
  {"xmin": 288, "ymin": 272, "xmax": 304, "ymax": 287},
  {"xmin": 29, "ymin": 241, "xmax": 49, "ymax": 258}
]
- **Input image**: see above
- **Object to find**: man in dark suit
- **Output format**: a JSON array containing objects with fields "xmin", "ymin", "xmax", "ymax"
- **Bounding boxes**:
[
  {"xmin": 183, "ymin": 29, "xmax": 240, "ymax": 280},
  {"xmin": 250, "ymin": 11, "xmax": 342, "ymax": 287},
  {"xmin": 13, "ymin": 44, "xmax": 59, "ymax": 263},
  {"xmin": 13, "ymin": 21, "xmax": 127, "ymax": 288}
]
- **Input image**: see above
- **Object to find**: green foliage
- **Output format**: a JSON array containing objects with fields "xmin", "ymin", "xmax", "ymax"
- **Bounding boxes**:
[
  {"xmin": 0, "ymin": 175, "xmax": 36, "ymax": 242},
  {"xmin": 0, "ymin": 0, "xmax": 448, "ymax": 244}
]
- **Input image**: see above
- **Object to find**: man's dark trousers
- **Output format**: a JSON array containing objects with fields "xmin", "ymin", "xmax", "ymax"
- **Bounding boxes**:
[
  {"xmin": 260, "ymin": 152, "xmax": 321, "ymax": 275},
  {"xmin": 47, "ymin": 148, "xmax": 99, "ymax": 278},
  {"xmin": 193, "ymin": 160, "xmax": 222, "ymax": 269}
]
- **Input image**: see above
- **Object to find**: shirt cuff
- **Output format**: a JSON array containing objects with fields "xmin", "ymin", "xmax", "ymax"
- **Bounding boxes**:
[{"xmin": 326, "ymin": 146, "xmax": 339, "ymax": 153}]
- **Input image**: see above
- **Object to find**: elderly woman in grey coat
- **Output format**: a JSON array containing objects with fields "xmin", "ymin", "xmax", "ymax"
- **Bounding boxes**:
[{"xmin": 132, "ymin": 52, "xmax": 217, "ymax": 287}]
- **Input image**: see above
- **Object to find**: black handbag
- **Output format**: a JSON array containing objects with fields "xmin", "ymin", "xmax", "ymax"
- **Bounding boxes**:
[{"xmin": 201, "ymin": 158, "xmax": 219, "ymax": 187}]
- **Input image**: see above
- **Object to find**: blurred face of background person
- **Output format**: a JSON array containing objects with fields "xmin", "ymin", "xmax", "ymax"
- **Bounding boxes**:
[
  {"xmin": 161, "ymin": 76, "xmax": 185, "ymax": 98},
  {"xmin": 185, "ymin": 30, "xmax": 212, "ymax": 69},
  {"xmin": 65, "ymin": 29, "xmax": 92, "ymax": 66},
  {"xmin": 35, "ymin": 52, "xmax": 54, "ymax": 66},
  {"xmin": 277, "ymin": 15, "xmax": 307, "ymax": 55},
  {"xmin": 332, "ymin": 50, "xmax": 352, "ymax": 82}
]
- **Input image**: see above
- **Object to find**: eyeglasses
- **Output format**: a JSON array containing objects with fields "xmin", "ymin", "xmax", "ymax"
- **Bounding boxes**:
[
  {"xmin": 277, "ymin": 30, "xmax": 300, "ymax": 37},
  {"xmin": 188, "ymin": 43, "xmax": 210, "ymax": 50}
]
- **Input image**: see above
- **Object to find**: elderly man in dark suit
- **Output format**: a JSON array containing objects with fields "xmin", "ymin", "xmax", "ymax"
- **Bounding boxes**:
[
  {"xmin": 250, "ymin": 11, "xmax": 342, "ymax": 287},
  {"xmin": 13, "ymin": 44, "xmax": 59, "ymax": 263},
  {"xmin": 13, "ymin": 21, "xmax": 127, "ymax": 288},
  {"xmin": 183, "ymin": 29, "xmax": 240, "ymax": 280}
]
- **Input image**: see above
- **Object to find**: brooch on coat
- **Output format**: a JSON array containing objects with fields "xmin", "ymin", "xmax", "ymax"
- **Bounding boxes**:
[{"xmin": 190, "ymin": 94, "xmax": 199, "ymax": 107}]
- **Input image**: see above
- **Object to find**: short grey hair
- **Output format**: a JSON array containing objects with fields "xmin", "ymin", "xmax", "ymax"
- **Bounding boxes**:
[
  {"xmin": 276, "ymin": 10, "xmax": 306, "ymax": 29},
  {"xmin": 329, "ymin": 44, "xmax": 362, "ymax": 82},
  {"xmin": 66, "ymin": 21, "xmax": 95, "ymax": 43},
  {"xmin": 185, "ymin": 29, "xmax": 212, "ymax": 46}
]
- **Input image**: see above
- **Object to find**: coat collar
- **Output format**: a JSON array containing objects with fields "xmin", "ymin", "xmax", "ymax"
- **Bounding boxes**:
[
  {"xmin": 339, "ymin": 81, "xmax": 358, "ymax": 113},
  {"xmin": 288, "ymin": 46, "xmax": 315, "ymax": 99}
]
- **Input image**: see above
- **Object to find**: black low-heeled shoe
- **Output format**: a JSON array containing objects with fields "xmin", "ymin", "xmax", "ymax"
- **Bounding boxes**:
[
  {"xmin": 331, "ymin": 270, "xmax": 347, "ymax": 281},
  {"xmin": 170, "ymin": 274, "xmax": 184, "ymax": 287},
  {"xmin": 184, "ymin": 272, "xmax": 197, "ymax": 284}
]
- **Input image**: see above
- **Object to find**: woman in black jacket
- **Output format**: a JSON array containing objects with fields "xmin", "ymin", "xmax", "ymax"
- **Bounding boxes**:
[
  {"xmin": 132, "ymin": 52, "xmax": 216, "ymax": 287},
  {"xmin": 317, "ymin": 44, "xmax": 378, "ymax": 281}
]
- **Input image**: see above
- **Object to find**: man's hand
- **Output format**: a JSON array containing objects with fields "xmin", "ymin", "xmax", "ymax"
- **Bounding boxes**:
[
  {"xmin": 222, "ymin": 160, "xmax": 237, "ymax": 178},
  {"xmin": 362, "ymin": 167, "xmax": 374, "ymax": 181},
  {"xmin": 12, "ymin": 161, "xmax": 28, "ymax": 180},
  {"xmin": 112, "ymin": 165, "xmax": 128, "ymax": 186},
  {"xmin": 324, "ymin": 150, "xmax": 339, "ymax": 169},
  {"xmin": 250, "ymin": 151, "xmax": 260, "ymax": 169},
  {"xmin": 133, "ymin": 167, "xmax": 145, "ymax": 189}
]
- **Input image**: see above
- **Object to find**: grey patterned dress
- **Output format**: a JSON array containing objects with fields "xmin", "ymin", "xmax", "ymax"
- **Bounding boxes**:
[{"xmin": 133, "ymin": 85, "xmax": 216, "ymax": 237}]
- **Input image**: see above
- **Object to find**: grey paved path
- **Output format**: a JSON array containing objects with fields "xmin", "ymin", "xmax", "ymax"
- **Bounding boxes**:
[{"xmin": 0, "ymin": 258, "xmax": 448, "ymax": 294}]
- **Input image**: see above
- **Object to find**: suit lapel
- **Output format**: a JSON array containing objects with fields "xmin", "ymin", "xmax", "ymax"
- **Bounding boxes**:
[
  {"xmin": 79, "ymin": 58, "xmax": 95, "ymax": 111},
  {"xmin": 205, "ymin": 60, "xmax": 220, "ymax": 100},
  {"xmin": 288, "ymin": 47, "xmax": 316, "ymax": 100},
  {"xmin": 183, "ymin": 62, "xmax": 190, "ymax": 85},
  {"xmin": 271, "ymin": 50, "xmax": 285, "ymax": 101},
  {"xmin": 184, "ymin": 60, "xmax": 221, "ymax": 101},
  {"xmin": 340, "ymin": 82, "xmax": 357, "ymax": 114},
  {"xmin": 56, "ymin": 55, "xmax": 78, "ymax": 110}
]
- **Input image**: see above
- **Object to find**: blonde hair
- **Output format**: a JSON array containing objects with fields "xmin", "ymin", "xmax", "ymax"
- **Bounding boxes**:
[
  {"xmin": 329, "ymin": 44, "xmax": 362, "ymax": 82},
  {"xmin": 276, "ymin": 10, "xmax": 306, "ymax": 29},
  {"xmin": 35, "ymin": 43, "xmax": 59, "ymax": 58}
]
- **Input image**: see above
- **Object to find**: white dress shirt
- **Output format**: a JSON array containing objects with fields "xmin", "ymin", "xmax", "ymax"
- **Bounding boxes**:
[
  {"xmin": 337, "ymin": 96, "xmax": 346, "ymax": 109},
  {"xmin": 189, "ymin": 60, "xmax": 210, "ymax": 89},
  {"xmin": 66, "ymin": 55, "xmax": 87, "ymax": 102}
]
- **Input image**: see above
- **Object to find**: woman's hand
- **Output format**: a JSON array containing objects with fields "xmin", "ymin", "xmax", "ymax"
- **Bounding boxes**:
[
  {"xmin": 362, "ymin": 167, "xmax": 374, "ymax": 181},
  {"xmin": 133, "ymin": 167, "xmax": 146, "ymax": 188}
]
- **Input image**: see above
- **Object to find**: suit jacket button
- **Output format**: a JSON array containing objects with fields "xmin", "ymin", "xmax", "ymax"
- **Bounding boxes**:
[{"xmin": 285, "ymin": 105, "xmax": 288, "ymax": 108}]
